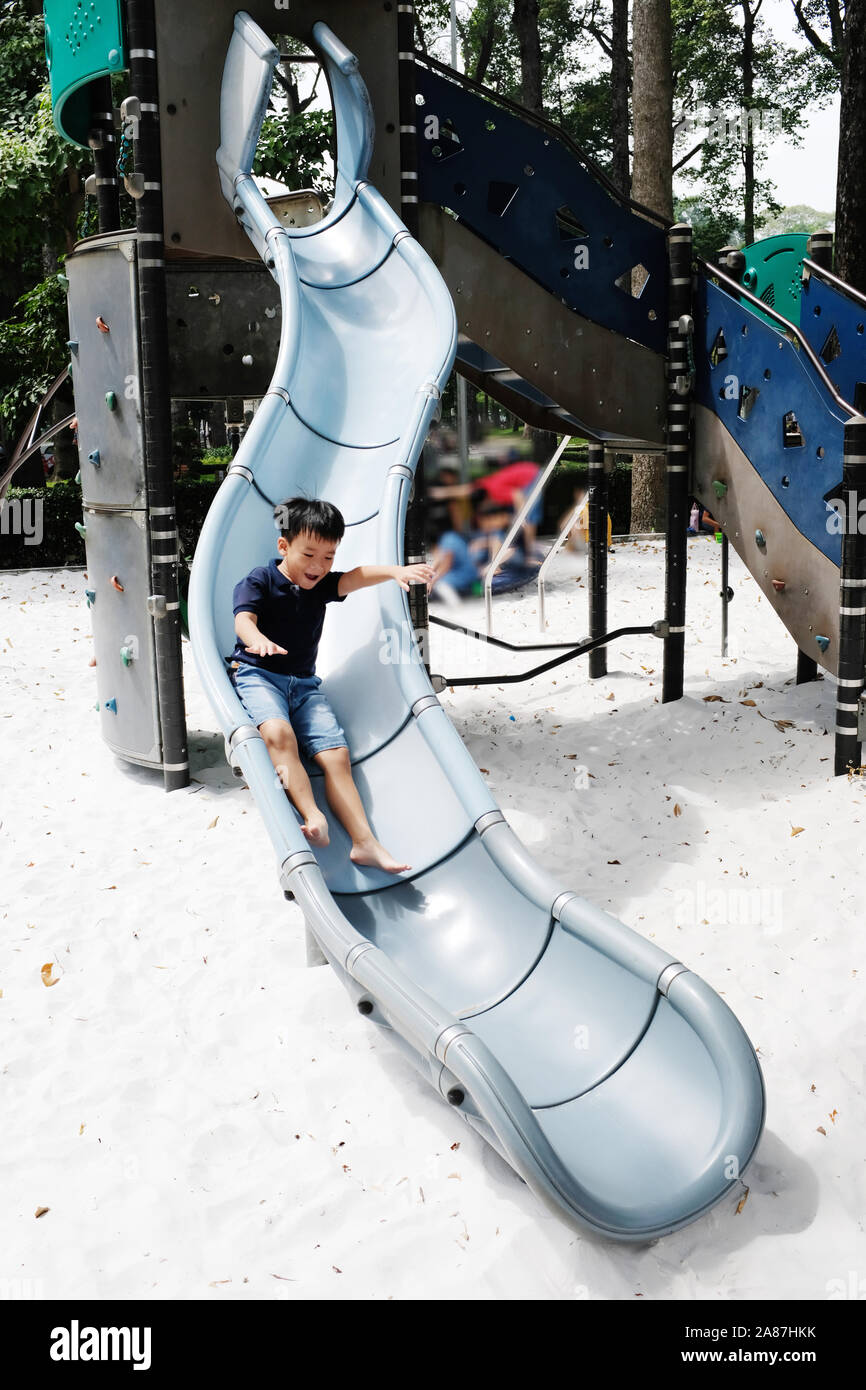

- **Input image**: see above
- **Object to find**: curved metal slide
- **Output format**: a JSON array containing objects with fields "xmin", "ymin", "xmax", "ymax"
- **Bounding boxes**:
[{"xmin": 189, "ymin": 12, "xmax": 765, "ymax": 1241}]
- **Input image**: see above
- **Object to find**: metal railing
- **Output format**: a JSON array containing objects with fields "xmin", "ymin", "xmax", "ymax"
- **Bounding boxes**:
[
  {"xmin": 482, "ymin": 434, "xmax": 571, "ymax": 632},
  {"xmin": 698, "ymin": 255, "xmax": 857, "ymax": 418}
]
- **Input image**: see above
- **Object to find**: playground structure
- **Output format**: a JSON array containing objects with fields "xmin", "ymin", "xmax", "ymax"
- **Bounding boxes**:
[{"xmin": 29, "ymin": 0, "xmax": 866, "ymax": 1238}]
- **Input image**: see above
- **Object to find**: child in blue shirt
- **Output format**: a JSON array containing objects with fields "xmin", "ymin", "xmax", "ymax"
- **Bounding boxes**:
[{"xmin": 232, "ymin": 496, "xmax": 433, "ymax": 874}]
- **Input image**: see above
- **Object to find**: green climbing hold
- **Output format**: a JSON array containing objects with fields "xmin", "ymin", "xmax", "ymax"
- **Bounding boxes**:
[
  {"xmin": 105, "ymin": 391, "xmax": 117, "ymax": 411},
  {"xmin": 120, "ymin": 645, "xmax": 133, "ymax": 667},
  {"xmin": 755, "ymin": 529, "xmax": 766, "ymax": 549},
  {"xmin": 74, "ymin": 521, "xmax": 87, "ymax": 539},
  {"xmin": 85, "ymin": 589, "xmax": 95, "ymax": 608},
  {"xmin": 712, "ymin": 480, "xmax": 728, "ymax": 500}
]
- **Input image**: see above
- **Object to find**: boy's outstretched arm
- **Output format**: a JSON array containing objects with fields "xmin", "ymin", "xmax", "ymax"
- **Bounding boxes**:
[
  {"xmin": 337, "ymin": 563, "xmax": 435, "ymax": 596},
  {"xmin": 234, "ymin": 610, "xmax": 288, "ymax": 658}
]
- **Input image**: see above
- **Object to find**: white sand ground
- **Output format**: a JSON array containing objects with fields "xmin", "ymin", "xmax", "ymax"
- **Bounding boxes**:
[{"xmin": 1, "ymin": 536, "xmax": 864, "ymax": 1302}]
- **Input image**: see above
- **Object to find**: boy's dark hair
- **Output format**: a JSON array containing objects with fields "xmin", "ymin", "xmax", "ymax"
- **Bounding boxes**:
[{"xmin": 274, "ymin": 496, "xmax": 345, "ymax": 544}]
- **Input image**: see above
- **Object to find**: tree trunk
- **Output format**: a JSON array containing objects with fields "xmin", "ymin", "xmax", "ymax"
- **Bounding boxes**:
[
  {"xmin": 610, "ymin": 0, "xmax": 630, "ymax": 197},
  {"xmin": 741, "ymin": 0, "xmax": 756, "ymax": 246},
  {"xmin": 511, "ymin": 0, "xmax": 544, "ymax": 113},
  {"xmin": 836, "ymin": 0, "xmax": 866, "ymax": 292},
  {"xmin": 629, "ymin": 0, "xmax": 673, "ymax": 532}
]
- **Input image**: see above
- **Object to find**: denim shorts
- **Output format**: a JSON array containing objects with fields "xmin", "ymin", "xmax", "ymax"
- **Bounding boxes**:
[{"xmin": 232, "ymin": 662, "xmax": 347, "ymax": 758}]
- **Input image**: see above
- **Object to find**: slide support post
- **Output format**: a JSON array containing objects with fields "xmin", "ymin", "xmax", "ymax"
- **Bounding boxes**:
[
  {"xmin": 127, "ymin": 0, "xmax": 189, "ymax": 790},
  {"xmin": 587, "ymin": 441, "xmax": 608, "ymax": 679},
  {"xmin": 662, "ymin": 222, "xmax": 694, "ymax": 703},
  {"xmin": 834, "ymin": 414, "xmax": 866, "ymax": 775}
]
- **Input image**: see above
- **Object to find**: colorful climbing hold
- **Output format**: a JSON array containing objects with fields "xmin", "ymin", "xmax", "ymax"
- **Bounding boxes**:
[
  {"xmin": 712, "ymin": 480, "xmax": 728, "ymax": 500},
  {"xmin": 104, "ymin": 698, "xmax": 117, "ymax": 714},
  {"xmin": 88, "ymin": 449, "xmax": 100, "ymax": 468},
  {"xmin": 84, "ymin": 589, "xmax": 95, "ymax": 608},
  {"xmin": 105, "ymin": 391, "xmax": 117, "ymax": 411},
  {"xmin": 755, "ymin": 529, "xmax": 766, "ymax": 549},
  {"xmin": 815, "ymin": 635, "xmax": 830, "ymax": 653},
  {"xmin": 74, "ymin": 521, "xmax": 87, "ymax": 539}
]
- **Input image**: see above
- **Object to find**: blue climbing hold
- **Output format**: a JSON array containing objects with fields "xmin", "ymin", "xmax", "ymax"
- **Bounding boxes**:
[
  {"xmin": 84, "ymin": 589, "xmax": 95, "ymax": 608},
  {"xmin": 104, "ymin": 697, "xmax": 117, "ymax": 714},
  {"xmin": 509, "ymin": 715, "xmax": 516, "ymax": 721},
  {"xmin": 755, "ymin": 529, "xmax": 766, "ymax": 549},
  {"xmin": 88, "ymin": 449, "xmax": 101, "ymax": 468},
  {"xmin": 815, "ymin": 635, "xmax": 830, "ymax": 653}
]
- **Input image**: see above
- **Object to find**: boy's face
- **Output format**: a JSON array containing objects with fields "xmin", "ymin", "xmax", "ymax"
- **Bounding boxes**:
[
  {"xmin": 478, "ymin": 509, "xmax": 509, "ymax": 532},
  {"xmin": 278, "ymin": 529, "xmax": 338, "ymax": 589}
]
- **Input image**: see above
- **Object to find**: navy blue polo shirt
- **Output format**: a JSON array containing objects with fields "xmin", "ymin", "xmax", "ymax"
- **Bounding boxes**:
[{"xmin": 232, "ymin": 558, "xmax": 347, "ymax": 676}]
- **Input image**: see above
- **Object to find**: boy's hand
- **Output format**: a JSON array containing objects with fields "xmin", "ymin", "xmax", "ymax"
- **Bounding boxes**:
[
  {"xmin": 244, "ymin": 637, "xmax": 288, "ymax": 658},
  {"xmin": 395, "ymin": 563, "xmax": 435, "ymax": 592}
]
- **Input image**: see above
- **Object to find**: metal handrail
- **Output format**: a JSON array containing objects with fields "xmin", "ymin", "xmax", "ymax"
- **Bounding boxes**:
[
  {"xmin": 482, "ymin": 434, "xmax": 571, "ymax": 632},
  {"xmin": 697, "ymin": 255, "xmax": 857, "ymax": 418},
  {"xmin": 415, "ymin": 51, "xmax": 671, "ymax": 233},
  {"xmin": 801, "ymin": 255, "xmax": 866, "ymax": 312},
  {"xmin": 1, "ymin": 367, "xmax": 72, "ymax": 496},
  {"xmin": 537, "ymin": 492, "xmax": 586, "ymax": 632},
  {"xmin": 431, "ymin": 623, "xmax": 660, "ymax": 688}
]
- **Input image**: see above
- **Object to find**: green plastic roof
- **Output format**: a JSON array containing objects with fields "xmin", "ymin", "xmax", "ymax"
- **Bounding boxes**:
[{"xmin": 44, "ymin": 1, "xmax": 126, "ymax": 148}]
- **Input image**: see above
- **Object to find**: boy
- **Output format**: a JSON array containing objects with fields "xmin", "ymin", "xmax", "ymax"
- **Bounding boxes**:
[{"xmin": 231, "ymin": 497, "xmax": 434, "ymax": 875}]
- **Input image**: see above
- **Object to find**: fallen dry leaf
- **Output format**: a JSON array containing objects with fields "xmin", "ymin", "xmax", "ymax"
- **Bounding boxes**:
[
  {"xmin": 673, "ymin": 803, "xmax": 682, "ymax": 817},
  {"xmin": 817, "ymin": 1126, "xmax": 827, "ymax": 1136},
  {"xmin": 207, "ymin": 816, "xmax": 219, "ymax": 830},
  {"xmin": 790, "ymin": 826, "xmax": 805, "ymax": 837},
  {"xmin": 703, "ymin": 695, "xmax": 727, "ymax": 703},
  {"xmin": 740, "ymin": 698, "xmax": 757, "ymax": 707},
  {"xmin": 40, "ymin": 962, "xmax": 58, "ymax": 988},
  {"xmin": 34, "ymin": 1206, "xmax": 50, "ymax": 1219},
  {"xmin": 735, "ymin": 1187, "xmax": 750, "ymax": 1215}
]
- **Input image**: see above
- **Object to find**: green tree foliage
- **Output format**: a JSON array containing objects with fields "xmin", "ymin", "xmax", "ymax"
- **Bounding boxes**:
[
  {"xmin": 0, "ymin": 271, "xmax": 68, "ymax": 439},
  {"xmin": 672, "ymin": 0, "xmax": 837, "ymax": 244},
  {"xmin": 0, "ymin": 3, "xmax": 89, "ymax": 445},
  {"xmin": 0, "ymin": 3, "xmax": 90, "ymax": 300},
  {"xmin": 254, "ymin": 107, "xmax": 335, "ymax": 199}
]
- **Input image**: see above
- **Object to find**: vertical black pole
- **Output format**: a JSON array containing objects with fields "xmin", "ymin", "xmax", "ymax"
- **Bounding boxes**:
[
  {"xmin": 720, "ymin": 531, "xmax": 729, "ymax": 658},
  {"xmin": 397, "ymin": 1, "xmax": 430, "ymax": 671},
  {"xmin": 834, "ymin": 415, "xmax": 866, "ymax": 775},
  {"xmin": 88, "ymin": 76, "xmax": 120, "ymax": 233},
  {"xmin": 127, "ymin": 0, "xmax": 189, "ymax": 791},
  {"xmin": 662, "ymin": 223, "xmax": 694, "ymax": 703},
  {"xmin": 797, "ymin": 230, "xmax": 834, "ymax": 685},
  {"xmin": 587, "ymin": 441, "xmax": 608, "ymax": 678}
]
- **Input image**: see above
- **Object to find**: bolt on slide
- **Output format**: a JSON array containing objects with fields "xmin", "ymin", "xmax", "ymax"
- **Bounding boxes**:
[{"xmin": 188, "ymin": 12, "xmax": 765, "ymax": 1241}]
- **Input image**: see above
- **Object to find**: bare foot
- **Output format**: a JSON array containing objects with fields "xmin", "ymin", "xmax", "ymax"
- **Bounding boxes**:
[
  {"xmin": 350, "ymin": 837, "xmax": 410, "ymax": 874},
  {"xmin": 301, "ymin": 810, "xmax": 330, "ymax": 847}
]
